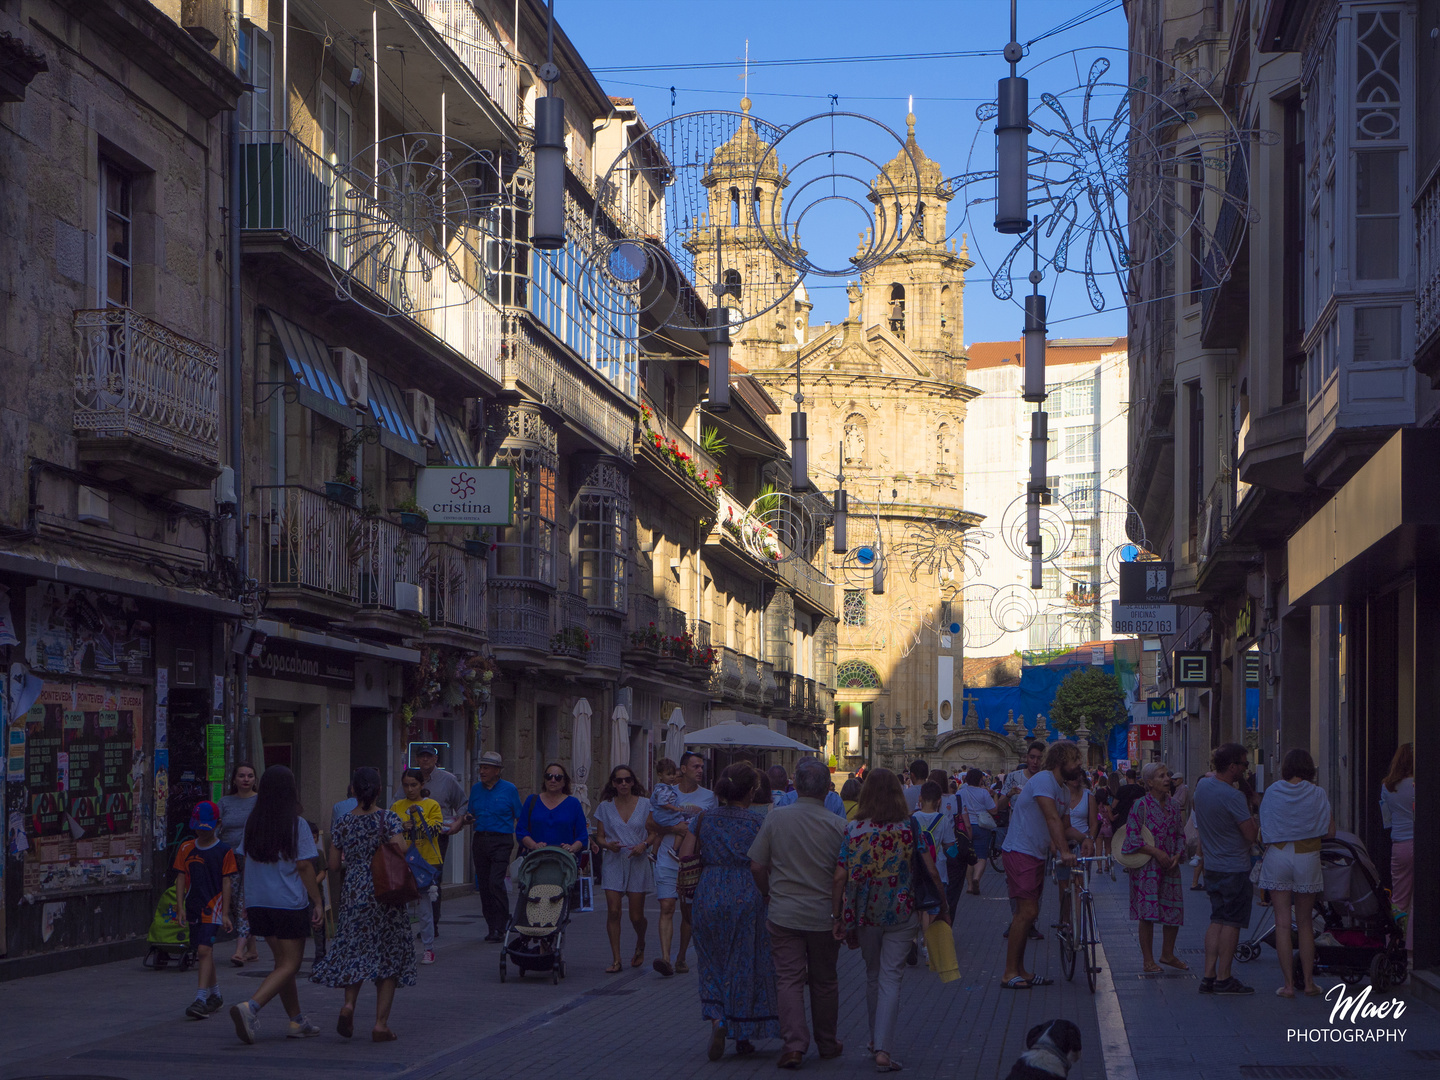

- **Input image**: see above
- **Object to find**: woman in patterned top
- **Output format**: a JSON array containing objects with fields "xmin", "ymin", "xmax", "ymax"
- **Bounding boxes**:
[
  {"xmin": 1121, "ymin": 761, "xmax": 1188, "ymax": 973},
  {"xmin": 832, "ymin": 767, "xmax": 945, "ymax": 1073},
  {"xmin": 311, "ymin": 767, "xmax": 413, "ymax": 1042}
]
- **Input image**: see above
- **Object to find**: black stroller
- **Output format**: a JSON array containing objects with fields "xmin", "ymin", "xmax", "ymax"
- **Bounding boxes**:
[
  {"xmin": 1236, "ymin": 831, "xmax": 1407, "ymax": 991},
  {"xmin": 499, "ymin": 847, "xmax": 578, "ymax": 985}
]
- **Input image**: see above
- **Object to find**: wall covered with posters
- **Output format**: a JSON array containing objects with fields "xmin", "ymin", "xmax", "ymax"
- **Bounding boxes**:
[{"xmin": 3, "ymin": 581, "xmax": 161, "ymax": 960}]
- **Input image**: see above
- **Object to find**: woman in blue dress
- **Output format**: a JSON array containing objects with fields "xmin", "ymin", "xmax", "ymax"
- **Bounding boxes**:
[{"xmin": 679, "ymin": 762, "xmax": 779, "ymax": 1060}]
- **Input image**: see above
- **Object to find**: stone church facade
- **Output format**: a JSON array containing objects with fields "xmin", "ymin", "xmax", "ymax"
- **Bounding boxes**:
[{"xmin": 702, "ymin": 106, "xmax": 993, "ymax": 774}]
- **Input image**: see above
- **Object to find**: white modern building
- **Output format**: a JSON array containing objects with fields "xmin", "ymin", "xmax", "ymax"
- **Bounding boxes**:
[{"xmin": 962, "ymin": 337, "xmax": 1131, "ymax": 657}]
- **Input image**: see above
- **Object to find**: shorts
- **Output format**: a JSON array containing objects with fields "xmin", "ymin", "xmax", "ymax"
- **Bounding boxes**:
[
  {"xmin": 1258, "ymin": 843, "xmax": 1324, "ymax": 894},
  {"xmin": 187, "ymin": 921, "xmax": 220, "ymax": 949},
  {"xmin": 972, "ymin": 826, "xmax": 994, "ymax": 860},
  {"xmin": 246, "ymin": 905, "xmax": 311, "ymax": 940},
  {"xmin": 1003, "ymin": 850, "xmax": 1046, "ymax": 903},
  {"xmin": 601, "ymin": 852, "xmax": 654, "ymax": 895},
  {"xmin": 654, "ymin": 860, "xmax": 679, "ymax": 901},
  {"xmin": 1204, "ymin": 870, "xmax": 1254, "ymax": 928}
]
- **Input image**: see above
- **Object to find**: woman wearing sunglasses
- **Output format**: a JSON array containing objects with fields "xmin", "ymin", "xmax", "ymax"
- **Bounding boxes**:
[
  {"xmin": 515, "ymin": 762, "xmax": 589, "ymax": 857},
  {"xmin": 593, "ymin": 765, "xmax": 654, "ymax": 973}
]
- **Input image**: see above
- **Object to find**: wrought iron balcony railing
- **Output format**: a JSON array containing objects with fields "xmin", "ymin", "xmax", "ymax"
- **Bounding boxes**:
[
  {"xmin": 240, "ymin": 131, "xmax": 501, "ymax": 382},
  {"xmin": 427, "ymin": 542, "xmax": 487, "ymax": 634},
  {"xmin": 254, "ymin": 485, "xmax": 361, "ymax": 601},
  {"xmin": 403, "ymin": 0, "xmax": 517, "ymax": 125},
  {"xmin": 73, "ymin": 308, "xmax": 220, "ymax": 466},
  {"xmin": 1420, "ymin": 166, "xmax": 1440, "ymax": 356},
  {"xmin": 489, "ymin": 581, "xmax": 552, "ymax": 653},
  {"xmin": 503, "ymin": 319, "xmax": 634, "ymax": 458}
]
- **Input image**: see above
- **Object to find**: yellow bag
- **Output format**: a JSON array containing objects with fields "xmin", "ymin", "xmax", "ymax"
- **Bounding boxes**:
[{"xmin": 924, "ymin": 921, "xmax": 960, "ymax": 983}]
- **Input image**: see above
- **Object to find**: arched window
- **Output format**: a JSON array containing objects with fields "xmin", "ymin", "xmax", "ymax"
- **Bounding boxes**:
[
  {"xmin": 940, "ymin": 283, "xmax": 950, "ymax": 329},
  {"xmin": 729, "ymin": 187, "xmax": 740, "ymax": 227},
  {"xmin": 722, "ymin": 268, "xmax": 742, "ymax": 300},
  {"xmin": 835, "ymin": 659, "xmax": 882, "ymax": 690},
  {"xmin": 753, "ymin": 187, "xmax": 763, "ymax": 223},
  {"xmin": 914, "ymin": 201, "xmax": 926, "ymax": 240},
  {"xmin": 888, "ymin": 283, "xmax": 905, "ymax": 336},
  {"xmin": 936, "ymin": 422, "xmax": 952, "ymax": 473}
]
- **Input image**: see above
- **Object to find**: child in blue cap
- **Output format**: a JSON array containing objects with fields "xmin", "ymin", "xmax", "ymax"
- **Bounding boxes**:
[{"xmin": 175, "ymin": 800, "xmax": 238, "ymax": 1018}]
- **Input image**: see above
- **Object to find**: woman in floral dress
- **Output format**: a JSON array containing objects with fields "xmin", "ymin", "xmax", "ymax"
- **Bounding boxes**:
[
  {"xmin": 311, "ymin": 767, "xmax": 416, "ymax": 1041},
  {"xmin": 832, "ymin": 767, "xmax": 945, "ymax": 1073},
  {"xmin": 1121, "ymin": 761, "xmax": 1188, "ymax": 972},
  {"xmin": 678, "ymin": 762, "xmax": 779, "ymax": 1061}
]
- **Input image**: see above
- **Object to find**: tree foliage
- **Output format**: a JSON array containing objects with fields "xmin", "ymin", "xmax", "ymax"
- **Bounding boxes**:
[{"xmin": 1046, "ymin": 667, "xmax": 1126, "ymax": 741}]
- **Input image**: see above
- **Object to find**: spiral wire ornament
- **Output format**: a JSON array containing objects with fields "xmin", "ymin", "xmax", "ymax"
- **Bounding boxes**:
[
  {"xmin": 318, "ymin": 133, "xmax": 511, "ymax": 318},
  {"xmin": 1000, "ymin": 492, "xmax": 1072, "ymax": 565},
  {"xmin": 946, "ymin": 48, "xmax": 1275, "ymax": 314}
]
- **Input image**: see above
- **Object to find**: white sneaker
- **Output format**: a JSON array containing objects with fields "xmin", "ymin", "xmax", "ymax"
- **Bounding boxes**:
[
  {"xmin": 287, "ymin": 1015, "xmax": 322, "ymax": 1038},
  {"xmin": 230, "ymin": 1001, "xmax": 259, "ymax": 1045}
]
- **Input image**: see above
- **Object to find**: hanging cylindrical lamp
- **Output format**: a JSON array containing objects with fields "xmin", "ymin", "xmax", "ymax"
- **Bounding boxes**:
[
  {"xmin": 790, "ymin": 411, "xmax": 809, "ymax": 492},
  {"xmin": 532, "ymin": 94, "xmax": 566, "ymax": 250},
  {"xmin": 993, "ymin": 72, "xmax": 1031, "ymax": 234},
  {"xmin": 1023, "ymin": 294, "xmax": 1048, "ymax": 403},
  {"xmin": 832, "ymin": 487, "xmax": 848, "ymax": 555},
  {"xmin": 707, "ymin": 307, "xmax": 731, "ymax": 412},
  {"xmin": 1028, "ymin": 409, "xmax": 1048, "ymax": 495},
  {"xmin": 872, "ymin": 540, "xmax": 885, "ymax": 595}
]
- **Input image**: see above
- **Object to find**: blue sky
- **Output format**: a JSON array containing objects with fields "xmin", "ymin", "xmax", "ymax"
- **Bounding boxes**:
[{"xmin": 558, "ymin": 0, "xmax": 1131, "ymax": 348}]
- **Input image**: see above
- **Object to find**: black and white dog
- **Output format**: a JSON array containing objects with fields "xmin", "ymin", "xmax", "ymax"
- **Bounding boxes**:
[{"xmin": 1002, "ymin": 1019, "xmax": 1084, "ymax": 1080}]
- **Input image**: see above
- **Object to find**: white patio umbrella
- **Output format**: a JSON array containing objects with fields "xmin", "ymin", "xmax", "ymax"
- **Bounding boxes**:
[
  {"xmin": 663, "ymin": 707, "xmax": 687, "ymax": 764},
  {"xmin": 684, "ymin": 720, "xmax": 815, "ymax": 751},
  {"xmin": 609, "ymin": 702, "xmax": 631, "ymax": 771},
  {"xmin": 571, "ymin": 698, "xmax": 593, "ymax": 812}
]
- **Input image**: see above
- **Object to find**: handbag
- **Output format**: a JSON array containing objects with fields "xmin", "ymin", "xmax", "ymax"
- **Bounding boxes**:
[
  {"xmin": 908, "ymin": 816, "xmax": 945, "ymax": 917},
  {"xmin": 924, "ymin": 918, "xmax": 960, "ymax": 983},
  {"xmin": 372, "ymin": 840, "xmax": 419, "ymax": 908},
  {"xmin": 404, "ymin": 807, "xmax": 441, "ymax": 892},
  {"xmin": 676, "ymin": 814, "xmax": 703, "ymax": 900},
  {"xmin": 975, "ymin": 809, "xmax": 998, "ymax": 832}
]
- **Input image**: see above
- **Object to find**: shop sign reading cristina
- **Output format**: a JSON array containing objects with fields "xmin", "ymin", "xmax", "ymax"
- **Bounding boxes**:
[{"xmin": 414, "ymin": 467, "xmax": 513, "ymax": 525}]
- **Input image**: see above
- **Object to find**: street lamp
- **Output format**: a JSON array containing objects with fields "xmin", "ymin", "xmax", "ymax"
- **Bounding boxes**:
[
  {"xmin": 531, "ymin": 0, "xmax": 565, "ymax": 250},
  {"xmin": 706, "ymin": 307, "xmax": 731, "ymax": 412}
]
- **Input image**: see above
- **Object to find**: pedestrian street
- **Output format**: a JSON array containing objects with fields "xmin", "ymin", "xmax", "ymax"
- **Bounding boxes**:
[{"xmin": 2, "ymin": 865, "xmax": 1435, "ymax": 1080}]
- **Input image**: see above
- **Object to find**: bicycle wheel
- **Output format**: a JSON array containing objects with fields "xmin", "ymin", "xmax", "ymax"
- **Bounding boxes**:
[
  {"xmin": 1059, "ymin": 921, "xmax": 1077, "ymax": 981},
  {"xmin": 1080, "ymin": 890, "xmax": 1098, "ymax": 993},
  {"xmin": 989, "ymin": 828, "xmax": 1006, "ymax": 873}
]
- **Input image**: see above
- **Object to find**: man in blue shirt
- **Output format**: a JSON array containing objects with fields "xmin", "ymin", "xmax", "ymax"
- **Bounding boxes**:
[
  {"xmin": 771, "ymin": 763, "xmax": 847, "ymax": 818},
  {"xmin": 466, "ymin": 750, "xmax": 523, "ymax": 941}
]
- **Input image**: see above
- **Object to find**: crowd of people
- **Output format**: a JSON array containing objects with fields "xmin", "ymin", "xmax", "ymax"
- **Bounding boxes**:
[{"xmin": 166, "ymin": 733, "xmax": 1415, "ymax": 1059}]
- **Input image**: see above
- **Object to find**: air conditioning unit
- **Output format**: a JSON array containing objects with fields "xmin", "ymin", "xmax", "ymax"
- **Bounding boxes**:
[
  {"xmin": 405, "ymin": 388, "xmax": 436, "ymax": 443},
  {"xmin": 394, "ymin": 581, "xmax": 425, "ymax": 614},
  {"xmin": 333, "ymin": 348, "xmax": 369, "ymax": 410}
]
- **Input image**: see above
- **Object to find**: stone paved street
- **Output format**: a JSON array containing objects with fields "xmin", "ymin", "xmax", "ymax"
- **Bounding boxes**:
[{"xmin": 2, "ymin": 867, "xmax": 1435, "ymax": 1080}]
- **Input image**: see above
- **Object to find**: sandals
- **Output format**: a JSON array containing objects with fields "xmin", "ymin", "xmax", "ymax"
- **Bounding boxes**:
[
  {"xmin": 874, "ymin": 1055, "xmax": 904, "ymax": 1072},
  {"xmin": 674, "ymin": 960, "xmax": 690, "ymax": 974},
  {"xmin": 1276, "ymin": 987, "xmax": 1296, "ymax": 998},
  {"xmin": 652, "ymin": 958, "xmax": 674, "ymax": 977},
  {"xmin": 337, "ymin": 1010, "xmax": 354, "ymax": 1039},
  {"xmin": 1000, "ymin": 975, "xmax": 1054, "ymax": 989},
  {"xmin": 707, "ymin": 1023, "xmax": 727, "ymax": 1062},
  {"xmin": 372, "ymin": 1029, "xmax": 398, "ymax": 1042},
  {"xmin": 229, "ymin": 956, "xmax": 246, "ymax": 968},
  {"xmin": 605, "ymin": 961, "xmax": 623, "ymax": 974},
  {"xmin": 631, "ymin": 949, "xmax": 645, "ymax": 968},
  {"xmin": 1158, "ymin": 956, "xmax": 1190, "ymax": 971}
]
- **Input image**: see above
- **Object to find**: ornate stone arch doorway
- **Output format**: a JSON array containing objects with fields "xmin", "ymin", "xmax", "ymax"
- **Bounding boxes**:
[{"xmin": 935, "ymin": 728, "xmax": 1018, "ymax": 775}]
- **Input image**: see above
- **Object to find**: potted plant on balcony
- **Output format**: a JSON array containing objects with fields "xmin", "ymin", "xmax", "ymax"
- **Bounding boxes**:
[
  {"xmin": 625, "ymin": 621, "xmax": 663, "ymax": 660},
  {"xmin": 550, "ymin": 625, "xmax": 592, "ymax": 658},
  {"xmin": 393, "ymin": 497, "xmax": 429, "ymax": 536},
  {"xmin": 465, "ymin": 528, "xmax": 494, "ymax": 558},
  {"xmin": 326, "ymin": 471, "xmax": 360, "ymax": 506}
]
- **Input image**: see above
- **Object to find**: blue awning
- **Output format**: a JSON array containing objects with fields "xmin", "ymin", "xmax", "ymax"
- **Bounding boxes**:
[
  {"xmin": 265, "ymin": 311, "xmax": 354, "ymax": 426},
  {"xmin": 434, "ymin": 410, "xmax": 476, "ymax": 466}
]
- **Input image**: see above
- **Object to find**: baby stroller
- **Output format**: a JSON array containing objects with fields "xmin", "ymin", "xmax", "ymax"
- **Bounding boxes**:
[
  {"xmin": 142, "ymin": 884, "xmax": 197, "ymax": 971},
  {"xmin": 499, "ymin": 847, "xmax": 578, "ymax": 985},
  {"xmin": 1236, "ymin": 831, "xmax": 1407, "ymax": 991}
]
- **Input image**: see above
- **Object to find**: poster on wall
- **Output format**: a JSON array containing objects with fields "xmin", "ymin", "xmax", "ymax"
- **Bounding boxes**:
[
  {"xmin": 24, "ymin": 585, "xmax": 153, "ymax": 677},
  {"xmin": 22, "ymin": 681, "xmax": 140, "ymax": 841}
]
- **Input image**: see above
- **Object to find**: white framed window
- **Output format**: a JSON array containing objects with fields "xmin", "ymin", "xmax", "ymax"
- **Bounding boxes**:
[
  {"xmin": 237, "ymin": 22, "xmax": 274, "ymax": 135},
  {"xmin": 320, "ymin": 85, "xmax": 353, "ymax": 166},
  {"xmin": 99, "ymin": 161, "xmax": 132, "ymax": 308}
]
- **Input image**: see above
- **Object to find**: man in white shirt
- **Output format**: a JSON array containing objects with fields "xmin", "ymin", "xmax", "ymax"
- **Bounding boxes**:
[
  {"xmin": 902, "ymin": 758, "xmax": 930, "ymax": 812},
  {"xmin": 998, "ymin": 742, "xmax": 1046, "ymax": 938},
  {"xmin": 1000, "ymin": 741, "xmax": 1088, "ymax": 987},
  {"xmin": 650, "ymin": 751, "xmax": 716, "ymax": 976}
]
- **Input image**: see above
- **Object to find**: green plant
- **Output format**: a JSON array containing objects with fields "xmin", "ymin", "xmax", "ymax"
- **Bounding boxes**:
[
  {"xmin": 335, "ymin": 426, "xmax": 367, "ymax": 482},
  {"xmin": 1046, "ymin": 667, "xmax": 1127, "ymax": 741},
  {"xmin": 550, "ymin": 625, "xmax": 592, "ymax": 654},
  {"xmin": 753, "ymin": 482, "xmax": 780, "ymax": 517},
  {"xmin": 394, "ymin": 497, "xmax": 427, "ymax": 519},
  {"xmin": 700, "ymin": 426, "xmax": 728, "ymax": 456}
]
